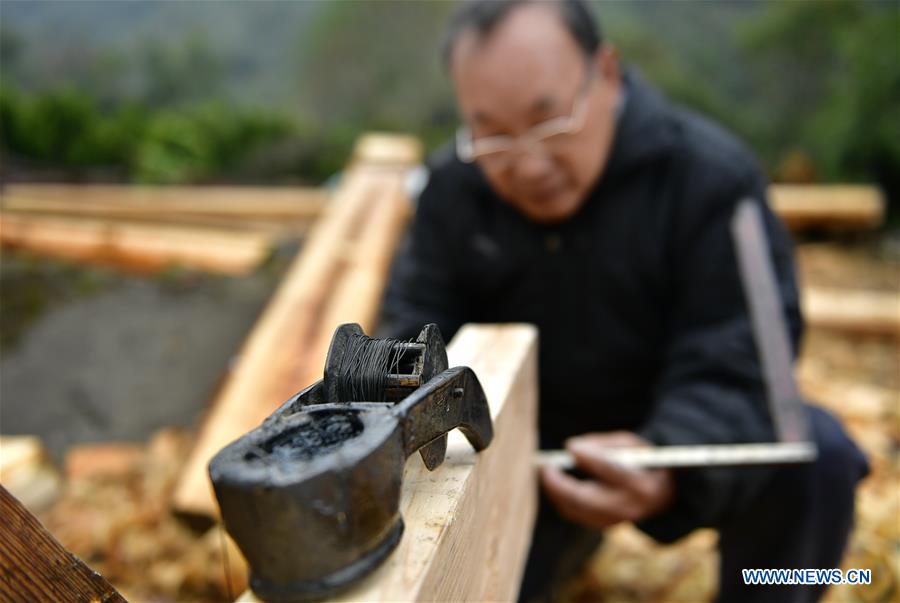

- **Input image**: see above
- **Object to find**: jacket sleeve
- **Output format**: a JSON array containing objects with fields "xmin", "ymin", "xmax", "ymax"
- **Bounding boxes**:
[
  {"xmin": 637, "ymin": 168, "xmax": 804, "ymax": 541},
  {"xmin": 378, "ymin": 169, "xmax": 469, "ymax": 343}
]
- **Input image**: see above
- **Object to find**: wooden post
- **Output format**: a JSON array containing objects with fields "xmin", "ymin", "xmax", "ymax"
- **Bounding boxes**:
[
  {"xmin": 173, "ymin": 133, "xmax": 422, "ymax": 519},
  {"xmin": 238, "ymin": 323, "xmax": 539, "ymax": 603},
  {"xmin": 0, "ymin": 484, "xmax": 126, "ymax": 602}
]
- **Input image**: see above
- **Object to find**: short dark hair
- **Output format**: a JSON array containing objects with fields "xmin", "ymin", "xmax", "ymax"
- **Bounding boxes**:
[{"xmin": 441, "ymin": 0, "xmax": 603, "ymax": 69}]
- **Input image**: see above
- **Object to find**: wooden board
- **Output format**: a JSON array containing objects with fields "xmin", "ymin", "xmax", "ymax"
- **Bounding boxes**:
[
  {"xmin": 0, "ymin": 185, "xmax": 327, "ymax": 239},
  {"xmin": 769, "ymin": 184, "xmax": 885, "ymax": 229},
  {"xmin": 239, "ymin": 323, "xmax": 539, "ymax": 603},
  {"xmin": 173, "ymin": 133, "xmax": 421, "ymax": 519},
  {"xmin": 0, "ymin": 185, "xmax": 327, "ymax": 221},
  {"xmin": 0, "ymin": 212, "xmax": 272, "ymax": 275},
  {"xmin": 804, "ymin": 287, "xmax": 900, "ymax": 336},
  {"xmin": 0, "ymin": 207, "xmax": 312, "ymax": 238},
  {"xmin": 0, "ymin": 484, "xmax": 126, "ymax": 602},
  {"xmin": 351, "ymin": 132, "xmax": 425, "ymax": 166}
]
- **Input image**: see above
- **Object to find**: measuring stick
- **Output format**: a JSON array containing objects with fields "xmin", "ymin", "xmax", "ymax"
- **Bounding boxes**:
[{"xmin": 535, "ymin": 441, "xmax": 817, "ymax": 470}]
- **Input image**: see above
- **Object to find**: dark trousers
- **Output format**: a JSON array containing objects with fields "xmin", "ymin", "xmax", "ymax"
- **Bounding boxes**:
[{"xmin": 518, "ymin": 406, "xmax": 870, "ymax": 603}]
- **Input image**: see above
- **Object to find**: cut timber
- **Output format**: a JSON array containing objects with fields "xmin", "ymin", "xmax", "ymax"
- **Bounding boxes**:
[
  {"xmin": 239, "ymin": 323, "xmax": 539, "ymax": 603},
  {"xmin": 1, "ymin": 184, "xmax": 327, "ymax": 221},
  {"xmin": 0, "ymin": 212, "xmax": 272, "ymax": 275},
  {"xmin": 804, "ymin": 287, "xmax": 899, "ymax": 336},
  {"xmin": 173, "ymin": 133, "xmax": 422, "ymax": 519},
  {"xmin": 352, "ymin": 132, "xmax": 424, "ymax": 166},
  {"xmin": 0, "ymin": 185, "xmax": 327, "ymax": 239},
  {"xmin": 0, "ymin": 436, "xmax": 62, "ymax": 512},
  {"xmin": 0, "ymin": 484, "xmax": 126, "ymax": 602},
  {"xmin": 0, "ymin": 206, "xmax": 311, "ymax": 238},
  {"xmin": 769, "ymin": 184, "xmax": 885, "ymax": 229}
]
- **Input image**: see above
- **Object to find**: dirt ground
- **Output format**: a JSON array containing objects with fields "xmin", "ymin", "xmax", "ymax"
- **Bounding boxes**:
[
  {"xmin": 0, "ymin": 243, "xmax": 299, "ymax": 462},
  {"xmin": 2, "ymin": 237, "xmax": 897, "ymax": 602}
]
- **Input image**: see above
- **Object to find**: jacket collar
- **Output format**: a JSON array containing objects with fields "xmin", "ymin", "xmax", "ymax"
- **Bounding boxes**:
[{"xmin": 600, "ymin": 67, "xmax": 677, "ymax": 184}]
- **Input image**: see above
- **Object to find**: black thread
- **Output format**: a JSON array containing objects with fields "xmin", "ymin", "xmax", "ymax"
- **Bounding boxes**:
[{"xmin": 336, "ymin": 334, "xmax": 411, "ymax": 402}]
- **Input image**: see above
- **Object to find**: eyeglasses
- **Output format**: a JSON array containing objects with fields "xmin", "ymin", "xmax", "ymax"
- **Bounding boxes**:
[{"xmin": 456, "ymin": 71, "xmax": 593, "ymax": 168}]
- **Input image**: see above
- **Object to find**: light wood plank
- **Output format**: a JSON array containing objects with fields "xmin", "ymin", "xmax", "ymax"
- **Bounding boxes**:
[
  {"xmin": 0, "ymin": 211, "xmax": 272, "ymax": 275},
  {"xmin": 352, "ymin": 132, "xmax": 424, "ymax": 166},
  {"xmin": 1, "ymin": 185, "xmax": 327, "ymax": 220},
  {"xmin": 804, "ymin": 287, "xmax": 899, "ymax": 336},
  {"xmin": 0, "ymin": 205, "xmax": 311, "ymax": 237},
  {"xmin": 769, "ymin": 184, "xmax": 885, "ymax": 229}
]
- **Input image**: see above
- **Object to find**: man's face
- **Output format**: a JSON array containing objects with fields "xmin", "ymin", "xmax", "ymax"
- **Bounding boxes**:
[{"xmin": 450, "ymin": 4, "xmax": 622, "ymax": 224}]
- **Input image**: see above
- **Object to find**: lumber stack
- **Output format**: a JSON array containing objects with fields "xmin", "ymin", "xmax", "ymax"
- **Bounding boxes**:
[
  {"xmin": 769, "ymin": 184, "xmax": 885, "ymax": 230},
  {"xmin": 0, "ymin": 184, "xmax": 327, "ymax": 235},
  {"xmin": 0, "ymin": 212, "xmax": 272, "ymax": 275},
  {"xmin": 239, "ymin": 323, "xmax": 540, "ymax": 603},
  {"xmin": 173, "ymin": 133, "xmax": 422, "ymax": 519},
  {"xmin": 0, "ymin": 485, "xmax": 125, "ymax": 602}
]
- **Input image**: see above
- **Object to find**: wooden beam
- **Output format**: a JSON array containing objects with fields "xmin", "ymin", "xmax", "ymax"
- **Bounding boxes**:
[
  {"xmin": 0, "ymin": 207, "xmax": 311, "ymax": 237},
  {"xmin": 1, "ymin": 185, "xmax": 327, "ymax": 221},
  {"xmin": 804, "ymin": 287, "xmax": 899, "ymax": 336},
  {"xmin": 0, "ymin": 212, "xmax": 272, "ymax": 275},
  {"xmin": 173, "ymin": 133, "xmax": 422, "ymax": 519},
  {"xmin": 769, "ymin": 184, "xmax": 885, "ymax": 230},
  {"xmin": 238, "ymin": 323, "xmax": 539, "ymax": 603},
  {"xmin": 0, "ymin": 484, "xmax": 126, "ymax": 602},
  {"xmin": 0, "ymin": 185, "xmax": 327, "ymax": 239}
]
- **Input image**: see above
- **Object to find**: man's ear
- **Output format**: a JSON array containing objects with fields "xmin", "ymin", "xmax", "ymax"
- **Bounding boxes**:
[{"xmin": 593, "ymin": 44, "xmax": 620, "ymax": 85}]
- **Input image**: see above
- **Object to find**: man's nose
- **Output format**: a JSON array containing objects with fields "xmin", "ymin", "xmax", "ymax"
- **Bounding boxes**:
[{"xmin": 512, "ymin": 148, "xmax": 554, "ymax": 184}]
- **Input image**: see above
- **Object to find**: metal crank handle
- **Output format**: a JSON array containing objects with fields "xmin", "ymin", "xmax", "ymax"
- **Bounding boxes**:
[{"xmin": 392, "ymin": 366, "xmax": 494, "ymax": 470}]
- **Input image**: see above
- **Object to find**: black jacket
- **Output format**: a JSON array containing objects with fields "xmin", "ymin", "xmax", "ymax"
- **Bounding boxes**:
[{"xmin": 381, "ymin": 70, "xmax": 803, "ymax": 539}]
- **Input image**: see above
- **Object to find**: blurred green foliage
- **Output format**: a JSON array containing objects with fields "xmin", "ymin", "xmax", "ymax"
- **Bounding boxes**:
[
  {"xmin": 1, "ymin": 87, "xmax": 148, "ymax": 167},
  {"xmin": 739, "ymin": 0, "xmax": 900, "ymax": 191},
  {"xmin": 0, "ymin": 0, "xmax": 897, "ymax": 198},
  {"xmin": 133, "ymin": 104, "xmax": 293, "ymax": 184},
  {"xmin": 0, "ymin": 86, "xmax": 300, "ymax": 182}
]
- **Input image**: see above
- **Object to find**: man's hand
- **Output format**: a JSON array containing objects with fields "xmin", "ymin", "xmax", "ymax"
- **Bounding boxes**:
[{"xmin": 541, "ymin": 431, "xmax": 675, "ymax": 529}]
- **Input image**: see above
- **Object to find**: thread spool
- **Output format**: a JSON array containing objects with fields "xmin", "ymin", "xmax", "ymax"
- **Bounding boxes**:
[{"xmin": 335, "ymin": 334, "xmax": 412, "ymax": 402}]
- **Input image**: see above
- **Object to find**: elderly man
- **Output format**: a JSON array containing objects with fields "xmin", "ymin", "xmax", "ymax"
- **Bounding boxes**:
[{"xmin": 381, "ymin": 1, "xmax": 869, "ymax": 601}]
